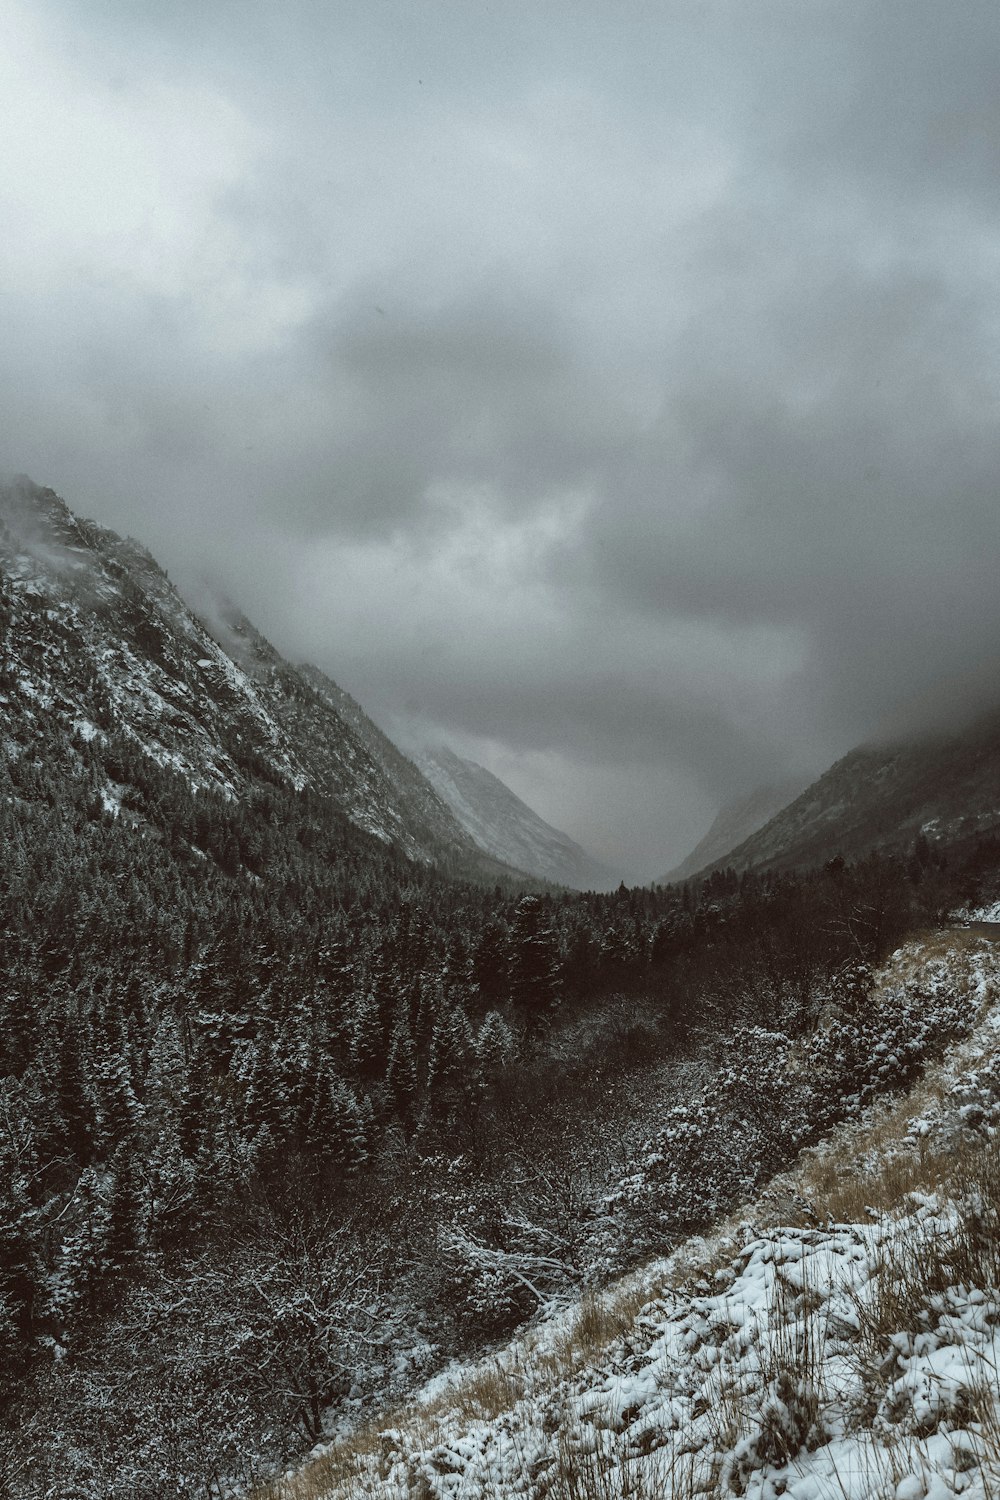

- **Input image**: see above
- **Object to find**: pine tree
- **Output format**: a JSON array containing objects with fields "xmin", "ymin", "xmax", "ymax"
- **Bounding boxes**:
[
  {"xmin": 508, "ymin": 896, "xmax": 562, "ymax": 1034},
  {"xmin": 349, "ymin": 989, "xmax": 384, "ymax": 1079},
  {"xmin": 105, "ymin": 1142, "xmax": 146, "ymax": 1274},
  {"xmin": 385, "ymin": 1013, "xmax": 418, "ymax": 1127},
  {"xmin": 427, "ymin": 997, "xmax": 477, "ymax": 1121},
  {"xmin": 47, "ymin": 1166, "xmax": 112, "ymax": 1344},
  {"xmin": 49, "ymin": 1013, "xmax": 95, "ymax": 1163},
  {"xmin": 94, "ymin": 1040, "xmax": 144, "ymax": 1155},
  {"xmin": 0, "ymin": 1086, "xmax": 41, "ymax": 1395},
  {"xmin": 304, "ymin": 1077, "xmax": 368, "ymax": 1176},
  {"xmin": 476, "ymin": 1009, "xmax": 516, "ymax": 1079}
]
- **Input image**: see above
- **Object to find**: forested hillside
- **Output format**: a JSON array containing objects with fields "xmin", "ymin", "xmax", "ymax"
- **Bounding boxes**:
[
  {"xmin": 412, "ymin": 744, "xmax": 616, "ymax": 890},
  {"xmin": 2, "ymin": 707, "xmax": 991, "ymax": 1495},
  {"xmin": 275, "ymin": 931, "xmax": 1000, "ymax": 1500},
  {"xmin": 0, "ymin": 476, "xmax": 515, "ymax": 880}
]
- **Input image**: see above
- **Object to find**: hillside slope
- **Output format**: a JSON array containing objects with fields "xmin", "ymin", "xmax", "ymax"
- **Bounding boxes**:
[
  {"xmin": 0, "ymin": 476, "xmax": 510, "ymax": 880},
  {"xmin": 698, "ymin": 716, "xmax": 1000, "ymax": 877},
  {"xmin": 662, "ymin": 777, "xmax": 809, "ymax": 883},
  {"xmin": 264, "ymin": 929, "xmax": 1000, "ymax": 1500}
]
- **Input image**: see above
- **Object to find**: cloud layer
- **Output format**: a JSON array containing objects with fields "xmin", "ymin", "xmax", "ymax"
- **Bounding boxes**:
[{"xmin": 4, "ymin": 0, "xmax": 1000, "ymax": 877}]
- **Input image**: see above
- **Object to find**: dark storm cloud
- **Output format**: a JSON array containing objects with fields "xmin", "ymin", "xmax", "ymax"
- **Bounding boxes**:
[
  {"xmin": 773, "ymin": 1, "xmax": 1000, "ymax": 210},
  {"xmin": 578, "ymin": 250, "xmax": 1000, "ymax": 749},
  {"xmin": 4, "ymin": 0, "xmax": 1000, "ymax": 876},
  {"xmin": 276, "ymin": 283, "xmax": 624, "ymax": 537}
]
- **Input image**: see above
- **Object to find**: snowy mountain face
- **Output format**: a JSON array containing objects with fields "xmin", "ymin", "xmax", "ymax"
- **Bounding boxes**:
[
  {"xmin": 699, "ymin": 715, "xmax": 1000, "ymax": 876},
  {"xmin": 411, "ymin": 745, "xmax": 618, "ymax": 891},
  {"xmin": 295, "ymin": 667, "xmax": 486, "ymax": 866},
  {"xmin": 662, "ymin": 777, "xmax": 810, "ymax": 883},
  {"xmin": 0, "ymin": 477, "xmax": 504, "ymax": 876}
]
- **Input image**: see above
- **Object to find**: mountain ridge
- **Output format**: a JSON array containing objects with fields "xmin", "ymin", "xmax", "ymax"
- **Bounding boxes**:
[
  {"xmin": 688, "ymin": 712, "xmax": 1000, "ymax": 878},
  {"xmin": 0, "ymin": 476, "xmax": 523, "ymax": 883},
  {"xmin": 661, "ymin": 776, "xmax": 810, "ymax": 884},
  {"xmin": 411, "ymin": 743, "xmax": 619, "ymax": 891}
]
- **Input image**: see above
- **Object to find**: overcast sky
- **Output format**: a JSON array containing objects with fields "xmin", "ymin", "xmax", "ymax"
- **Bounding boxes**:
[{"xmin": 3, "ymin": 0, "xmax": 1000, "ymax": 879}]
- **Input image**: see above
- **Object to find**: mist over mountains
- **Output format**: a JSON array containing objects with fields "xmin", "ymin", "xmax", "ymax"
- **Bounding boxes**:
[
  {"xmin": 6, "ymin": 2, "xmax": 1000, "ymax": 1493},
  {"xmin": 661, "ymin": 778, "xmax": 811, "ymax": 884},
  {"xmin": 0, "ymin": 475, "xmax": 617, "ymax": 890},
  {"xmin": 6, "ymin": 469, "xmax": 1000, "ymax": 897},
  {"xmin": 411, "ymin": 743, "xmax": 619, "ymax": 892},
  {"xmin": 690, "ymin": 710, "xmax": 1000, "ymax": 879}
]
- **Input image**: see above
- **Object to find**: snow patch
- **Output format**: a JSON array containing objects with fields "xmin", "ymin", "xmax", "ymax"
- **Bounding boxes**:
[{"xmin": 959, "ymin": 901, "xmax": 1000, "ymax": 924}]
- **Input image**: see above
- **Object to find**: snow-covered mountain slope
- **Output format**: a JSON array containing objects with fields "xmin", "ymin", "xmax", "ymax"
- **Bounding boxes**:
[
  {"xmin": 295, "ymin": 669, "xmax": 495, "ymax": 872},
  {"xmin": 662, "ymin": 777, "xmax": 810, "ymax": 883},
  {"xmin": 695, "ymin": 715, "xmax": 1000, "ymax": 878},
  {"xmin": 0, "ymin": 477, "xmax": 507, "ymax": 876},
  {"xmin": 411, "ymin": 744, "xmax": 618, "ymax": 890},
  {"xmin": 263, "ymin": 930, "xmax": 1000, "ymax": 1500}
]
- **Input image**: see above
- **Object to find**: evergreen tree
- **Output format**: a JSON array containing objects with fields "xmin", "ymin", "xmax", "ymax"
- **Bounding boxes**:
[
  {"xmin": 47, "ymin": 1166, "xmax": 111, "ymax": 1344},
  {"xmin": 427, "ymin": 997, "xmax": 477, "ymax": 1121},
  {"xmin": 508, "ymin": 895, "xmax": 562, "ymax": 1033},
  {"xmin": 385, "ymin": 1013, "xmax": 418, "ymax": 1127},
  {"xmin": 476, "ymin": 1009, "xmax": 516, "ymax": 1079}
]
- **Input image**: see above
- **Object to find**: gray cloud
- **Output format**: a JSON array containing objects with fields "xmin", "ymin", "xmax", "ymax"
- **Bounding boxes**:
[
  {"xmin": 3, "ymin": 0, "xmax": 1000, "ymax": 878},
  {"xmin": 277, "ymin": 282, "xmax": 624, "ymax": 536}
]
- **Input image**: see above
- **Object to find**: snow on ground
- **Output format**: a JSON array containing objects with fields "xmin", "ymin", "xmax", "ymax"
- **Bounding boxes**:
[
  {"xmin": 308, "ymin": 1207, "xmax": 1000, "ymax": 1499},
  {"xmin": 261, "ymin": 934, "xmax": 1000, "ymax": 1500},
  {"xmin": 958, "ymin": 902, "xmax": 1000, "ymax": 924},
  {"xmin": 100, "ymin": 785, "xmax": 122, "ymax": 816}
]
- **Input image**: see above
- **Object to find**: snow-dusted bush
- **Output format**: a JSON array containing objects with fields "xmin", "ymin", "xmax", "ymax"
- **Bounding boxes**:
[{"xmin": 616, "ymin": 956, "xmax": 980, "ymax": 1245}]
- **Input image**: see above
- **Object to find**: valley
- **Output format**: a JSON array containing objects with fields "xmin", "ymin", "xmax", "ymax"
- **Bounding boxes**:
[
  {"xmin": 2, "ymin": 479, "xmax": 999, "ymax": 1498},
  {"xmin": 264, "ymin": 928, "xmax": 1000, "ymax": 1500},
  {"xmin": 6, "ymin": 3, "xmax": 1000, "ymax": 1495}
]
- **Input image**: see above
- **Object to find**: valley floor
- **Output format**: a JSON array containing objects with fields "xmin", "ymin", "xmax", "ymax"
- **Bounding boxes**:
[{"xmin": 257, "ymin": 930, "xmax": 1000, "ymax": 1500}]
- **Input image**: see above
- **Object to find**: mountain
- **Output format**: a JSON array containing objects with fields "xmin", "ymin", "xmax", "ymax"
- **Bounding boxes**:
[
  {"xmin": 0, "ymin": 475, "xmax": 515, "ymax": 882},
  {"xmin": 661, "ymin": 777, "xmax": 809, "ymax": 883},
  {"xmin": 410, "ymin": 743, "xmax": 618, "ymax": 890},
  {"xmin": 694, "ymin": 713, "xmax": 1000, "ymax": 877},
  {"xmin": 294, "ymin": 666, "xmax": 536, "ymax": 878}
]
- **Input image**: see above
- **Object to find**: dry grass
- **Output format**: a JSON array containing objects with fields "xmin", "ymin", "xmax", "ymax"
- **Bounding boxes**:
[
  {"xmin": 795, "ymin": 954, "xmax": 1000, "ymax": 1228},
  {"xmin": 967, "ymin": 1346, "xmax": 1000, "ymax": 1489},
  {"xmin": 254, "ymin": 933, "xmax": 1000, "ymax": 1500},
  {"xmin": 539, "ymin": 1283, "xmax": 659, "ymax": 1379},
  {"xmin": 703, "ymin": 1255, "xmax": 835, "ymax": 1499},
  {"xmin": 533, "ymin": 1431, "xmax": 714, "ymax": 1500},
  {"xmin": 800, "ymin": 1141, "xmax": 956, "ymax": 1226},
  {"xmin": 250, "ymin": 1428, "xmax": 383, "ymax": 1500},
  {"xmin": 423, "ymin": 1355, "xmax": 528, "ymax": 1424},
  {"xmin": 248, "ymin": 1274, "xmax": 688, "ymax": 1500},
  {"xmin": 876, "ymin": 926, "xmax": 993, "ymax": 982}
]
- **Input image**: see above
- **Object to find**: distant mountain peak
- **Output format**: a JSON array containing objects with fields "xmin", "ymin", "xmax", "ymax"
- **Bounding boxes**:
[{"xmin": 411, "ymin": 743, "xmax": 619, "ymax": 890}]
